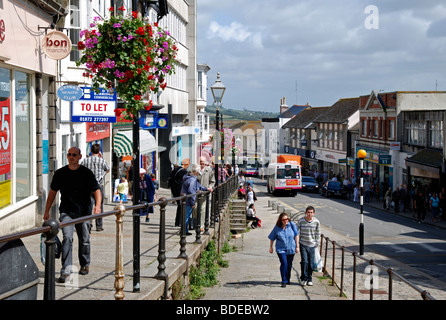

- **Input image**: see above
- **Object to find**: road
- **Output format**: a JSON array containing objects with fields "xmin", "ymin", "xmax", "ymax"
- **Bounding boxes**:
[{"xmin": 253, "ymin": 177, "xmax": 446, "ymax": 289}]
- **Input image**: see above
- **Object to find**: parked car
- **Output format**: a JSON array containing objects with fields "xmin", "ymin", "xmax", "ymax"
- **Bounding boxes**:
[
  {"xmin": 321, "ymin": 180, "xmax": 347, "ymax": 198},
  {"xmin": 301, "ymin": 176, "xmax": 320, "ymax": 193}
]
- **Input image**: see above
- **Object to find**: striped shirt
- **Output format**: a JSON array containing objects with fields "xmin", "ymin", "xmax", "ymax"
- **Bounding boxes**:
[
  {"xmin": 81, "ymin": 155, "xmax": 110, "ymax": 185},
  {"xmin": 297, "ymin": 217, "xmax": 320, "ymax": 248}
]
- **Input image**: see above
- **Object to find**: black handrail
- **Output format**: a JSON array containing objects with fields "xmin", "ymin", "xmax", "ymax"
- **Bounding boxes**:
[
  {"xmin": 319, "ymin": 234, "xmax": 436, "ymax": 300},
  {"xmin": 0, "ymin": 175, "xmax": 238, "ymax": 300}
]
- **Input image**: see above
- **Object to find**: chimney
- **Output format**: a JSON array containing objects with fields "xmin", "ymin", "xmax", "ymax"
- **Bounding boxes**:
[{"xmin": 280, "ymin": 96, "xmax": 289, "ymax": 114}]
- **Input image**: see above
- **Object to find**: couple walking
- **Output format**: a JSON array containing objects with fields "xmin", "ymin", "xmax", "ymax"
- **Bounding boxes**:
[{"xmin": 268, "ymin": 206, "xmax": 320, "ymax": 287}]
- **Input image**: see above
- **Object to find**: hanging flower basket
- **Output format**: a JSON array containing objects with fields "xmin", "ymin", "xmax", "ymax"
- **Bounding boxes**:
[{"xmin": 76, "ymin": 7, "xmax": 178, "ymax": 120}]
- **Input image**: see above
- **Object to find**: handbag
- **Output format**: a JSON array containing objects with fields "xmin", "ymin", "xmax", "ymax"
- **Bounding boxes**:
[
  {"xmin": 313, "ymin": 248, "xmax": 323, "ymax": 272},
  {"xmin": 40, "ymin": 234, "xmax": 62, "ymax": 265}
]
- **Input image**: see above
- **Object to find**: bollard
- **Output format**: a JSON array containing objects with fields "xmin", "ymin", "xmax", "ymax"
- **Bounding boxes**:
[
  {"xmin": 155, "ymin": 198, "xmax": 168, "ymax": 280},
  {"xmin": 114, "ymin": 204, "xmax": 126, "ymax": 300},
  {"xmin": 204, "ymin": 193, "xmax": 210, "ymax": 235},
  {"xmin": 195, "ymin": 193, "xmax": 202, "ymax": 244},
  {"xmin": 272, "ymin": 202, "xmax": 277, "ymax": 210},
  {"xmin": 178, "ymin": 195, "xmax": 187, "ymax": 259},
  {"xmin": 43, "ymin": 219, "xmax": 60, "ymax": 301}
]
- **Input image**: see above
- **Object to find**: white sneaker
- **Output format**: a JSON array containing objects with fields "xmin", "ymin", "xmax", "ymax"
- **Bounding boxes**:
[
  {"xmin": 301, "ymin": 281, "xmax": 307, "ymax": 286},
  {"xmin": 306, "ymin": 281, "xmax": 313, "ymax": 286}
]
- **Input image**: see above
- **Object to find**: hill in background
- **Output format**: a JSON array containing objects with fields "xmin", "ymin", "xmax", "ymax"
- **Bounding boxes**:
[{"xmin": 205, "ymin": 105, "xmax": 279, "ymax": 122}]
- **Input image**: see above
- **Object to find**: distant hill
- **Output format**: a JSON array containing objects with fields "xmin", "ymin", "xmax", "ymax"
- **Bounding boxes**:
[{"xmin": 205, "ymin": 105, "xmax": 280, "ymax": 122}]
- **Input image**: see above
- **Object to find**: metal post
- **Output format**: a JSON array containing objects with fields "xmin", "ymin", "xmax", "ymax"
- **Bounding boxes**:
[
  {"xmin": 114, "ymin": 204, "xmax": 126, "ymax": 300},
  {"xmin": 359, "ymin": 157, "xmax": 364, "ymax": 255},
  {"xmin": 204, "ymin": 193, "xmax": 210, "ymax": 234},
  {"xmin": 214, "ymin": 108, "xmax": 219, "ymax": 220},
  {"xmin": 43, "ymin": 219, "xmax": 60, "ymax": 301},
  {"xmin": 132, "ymin": 117, "xmax": 141, "ymax": 292},
  {"xmin": 195, "ymin": 193, "xmax": 202, "ymax": 244},
  {"xmin": 155, "ymin": 198, "xmax": 168, "ymax": 279},
  {"xmin": 178, "ymin": 195, "xmax": 187, "ymax": 258}
]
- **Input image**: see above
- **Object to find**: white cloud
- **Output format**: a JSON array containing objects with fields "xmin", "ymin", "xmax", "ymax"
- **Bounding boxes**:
[
  {"xmin": 207, "ymin": 21, "xmax": 251, "ymax": 42},
  {"xmin": 197, "ymin": 1, "xmax": 446, "ymax": 111}
]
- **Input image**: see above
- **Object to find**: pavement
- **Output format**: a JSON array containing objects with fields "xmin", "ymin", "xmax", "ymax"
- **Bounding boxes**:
[{"xmin": 15, "ymin": 181, "xmax": 446, "ymax": 301}]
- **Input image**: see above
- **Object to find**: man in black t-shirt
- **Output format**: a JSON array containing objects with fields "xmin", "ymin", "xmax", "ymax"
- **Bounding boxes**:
[{"xmin": 44, "ymin": 147, "xmax": 101, "ymax": 283}]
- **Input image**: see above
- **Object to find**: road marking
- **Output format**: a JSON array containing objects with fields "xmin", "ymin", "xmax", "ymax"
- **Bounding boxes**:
[
  {"xmin": 376, "ymin": 242, "xmax": 416, "ymax": 254},
  {"xmin": 408, "ymin": 242, "xmax": 444, "ymax": 253}
]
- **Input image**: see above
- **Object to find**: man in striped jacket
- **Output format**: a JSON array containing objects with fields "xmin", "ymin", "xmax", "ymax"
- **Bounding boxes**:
[
  {"xmin": 81, "ymin": 144, "xmax": 110, "ymax": 231},
  {"xmin": 297, "ymin": 206, "xmax": 320, "ymax": 286}
]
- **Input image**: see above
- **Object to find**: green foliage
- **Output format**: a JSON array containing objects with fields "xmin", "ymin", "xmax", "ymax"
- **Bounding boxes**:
[{"xmin": 186, "ymin": 240, "xmax": 230, "ymax": 300}]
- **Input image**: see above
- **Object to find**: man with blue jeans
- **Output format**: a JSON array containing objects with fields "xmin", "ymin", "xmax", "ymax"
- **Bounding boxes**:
[
  {"xmin": 181, "ymin": 164, "xmax": 212, "ymax": 235},
  {"xmin": 44, "ymin": 147, "xmax": 101, "ymax": 283},
  {"xmin": 297, "ymin": 206, "xmax": 320, "ymax": 286}
]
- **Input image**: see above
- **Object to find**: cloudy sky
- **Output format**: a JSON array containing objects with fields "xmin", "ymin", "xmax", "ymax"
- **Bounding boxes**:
[{"xmin": 196, "ymin": 0, "xmax": 446, "ymax": 112}]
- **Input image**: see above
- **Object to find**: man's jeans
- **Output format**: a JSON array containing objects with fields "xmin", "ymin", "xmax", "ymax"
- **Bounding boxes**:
[
  {"xmin": 91, "ymin": 185, "xmax": 104, "ymax": 229},
  {"xmin": 185, "ymin": 205, "xmax": 193, "ymax": 232},
  {"xmin": 59, "ymin": 213, "xmax": 91, "ymax": 275},
  {"xmin": 299, "ymin": 243, "xmax": 315, "ymax": 282}
]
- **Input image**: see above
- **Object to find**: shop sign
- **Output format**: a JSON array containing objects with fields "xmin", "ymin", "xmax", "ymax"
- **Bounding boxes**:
[
  {"xmin": 0, "ymin": 19, "xmax": 5, "ymax": 43},
  {"xmin": 139, "ymin": 110, "xmax": 169, "ymax": 129},
  {"xmin": 42, "ymin": 31, "xmax": 72, "ymax": 60},
  {"xmin": 57, "ymin": 85, "xmax": 84, "ymax": 101},
  {"xmin": 71, "ymin": 87, "xmax": 117, "ymax": 123},
  {"xmin": 379, "ymin": 155, "xmax": 392, "ymax": 165},
  {"xmin": 0, "ymin": 97, "xmax": 11, "ymax": 175}
]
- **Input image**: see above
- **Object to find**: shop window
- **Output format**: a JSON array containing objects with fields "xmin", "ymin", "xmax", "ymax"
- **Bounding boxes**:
[
  {"xmin": 0, "ymin": 68, "xmax": 34, "ymax": 210},
  {"xmin": 15, "ymin": 71, "xmax": 32, "ymax": 201},
  {"xmin": 405, "ymin": 121, "xmax": 425, "ymax": 145},
  {"xmin": 429, "ymin": 121, "xmax": 443, "ymax": 149}
]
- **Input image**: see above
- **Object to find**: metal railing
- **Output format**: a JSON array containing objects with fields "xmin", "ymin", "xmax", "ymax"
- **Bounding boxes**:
[
  {"xmin": 319, "ymin": 234, "xmax": 436, "ymax": 300},
  {"xmin": 0, "ymin": 175, "xmax": 238, "ymax": 300}
]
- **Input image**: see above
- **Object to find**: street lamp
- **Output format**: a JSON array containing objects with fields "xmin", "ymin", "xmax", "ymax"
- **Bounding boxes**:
[
  {"xmin": 357, "ymin": 149, "xmax": 367, "ymax": 255},
  {"xmin": 210, "ymin": 73, "xmax": 226, "ymax": 213}
]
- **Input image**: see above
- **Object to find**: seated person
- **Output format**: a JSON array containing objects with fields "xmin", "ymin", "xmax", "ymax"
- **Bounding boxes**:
[
  {"xmin": 246, "ymin": 203, "xmax": 260, "ymax": 228},
  {"xmin": 238, "ymin": 185, "xmax": 246, "ymax": 199}
]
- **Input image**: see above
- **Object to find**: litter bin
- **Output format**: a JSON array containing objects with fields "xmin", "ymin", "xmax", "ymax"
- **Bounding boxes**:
[{"xmin": 0, "ymin": 239, "xmax": 39, "ymax": 300}]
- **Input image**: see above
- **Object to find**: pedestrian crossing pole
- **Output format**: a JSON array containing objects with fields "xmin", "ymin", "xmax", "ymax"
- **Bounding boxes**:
[{"xmin": 357, "ymin": 149, "xmax": 367, "ymax": 255}]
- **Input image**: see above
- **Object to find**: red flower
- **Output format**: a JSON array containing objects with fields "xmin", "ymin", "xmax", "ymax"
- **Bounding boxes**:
[
  {"xmin": 77, "ymin": 41, "xmax": 86, "ymax": 50},
  {"xmin": 118, "ymin": 6, "xmax": 125, "ymax": 11},
  {"xmin": 136, "ymin": 27, "xmax": 145, "ymax": 36},
  {"xmin": 160, "ymin": 83, "xmax": 167, "ymax": 90},
  {"xmin": 109, "ymin": 7, "xmax": 114, "ymax": 12},
  {"xmin": 114, "ymin": 108, "xmax": 124, "ymax": 117},
  {"xmin": 132, "ymin": 11, "xmax": 138, "ymax": 19},
  {"xmin": 134, "ymin": 95, "xmax": 141, "ymax": 101},
  {"xmin": 145, "ymin": 100, "xmax": 153, "ymax": 111}
]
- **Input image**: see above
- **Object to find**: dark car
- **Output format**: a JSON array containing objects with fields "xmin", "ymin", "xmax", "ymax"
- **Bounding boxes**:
[
  {"xmin": 321, "ymin": 180, "xmax": 347, "ymax": 198},
  {"xmin": 301, "ymin": 176, "xmax": 320, "ymax": 193}
]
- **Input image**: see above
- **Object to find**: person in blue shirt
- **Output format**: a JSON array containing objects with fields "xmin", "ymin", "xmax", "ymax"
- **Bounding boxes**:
[
  {"xmin": 181, "ymin": 164, "xmax": 213, "ymax": 235},
  {"xmin": 268, "ymin": 212, "xmax": 299, "ymax": 287}
]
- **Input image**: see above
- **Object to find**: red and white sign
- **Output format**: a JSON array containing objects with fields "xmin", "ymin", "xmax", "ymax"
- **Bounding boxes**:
[
  {"xmin": 42, "ymin": 31, "xmax": 72, "ymax": 60},
  {"xmin": 0, "ymin": 98, "xmax": 11, "ymax": 175},
  {"xmin": 0, "ymin": 19, "xmax": 5, "ymax": 42}
]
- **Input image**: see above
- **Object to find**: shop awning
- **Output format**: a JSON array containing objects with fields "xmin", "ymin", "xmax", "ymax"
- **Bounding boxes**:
[
  {"xmin": 405, "ymin": 149, "xmax": 444, "ymax": 178},
  {"xmin": 113, "ymin": 130, "xmax": 157, "ymax": 157}
]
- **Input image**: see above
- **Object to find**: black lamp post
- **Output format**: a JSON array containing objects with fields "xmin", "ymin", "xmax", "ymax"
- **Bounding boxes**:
[
  {"xmin": 210, "ymin": 73, "xmax": 226, "ymax": 212},
  {"xmin": 357, "ymin": 149, "xmax": 367, "ymax": 255}
]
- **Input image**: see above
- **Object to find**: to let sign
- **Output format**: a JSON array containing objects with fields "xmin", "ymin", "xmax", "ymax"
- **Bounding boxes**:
[{"xmin": 71, "ymin": 87, "xmax": 117, "ymax": 123}]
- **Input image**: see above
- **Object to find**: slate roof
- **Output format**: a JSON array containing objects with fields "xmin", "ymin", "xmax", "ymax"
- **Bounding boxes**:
[
  {"xmin": 313, "ymin": 98, "xmax": 359, "ymax": 123},
  {"xmin": 278, "ymin": 105, "xmax": 309, "ymax": 118},
  {"xmin": 282, "ymin": 106, "xmax": 330, "ymax": 129}
]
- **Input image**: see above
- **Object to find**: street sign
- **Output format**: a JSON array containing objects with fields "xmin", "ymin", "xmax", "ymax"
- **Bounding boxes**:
[
  {"xmin": 379, "ymin": 154, "xmax": 391, "ymax": 165},
  {"xmin": 57, "ymin": 85, "xmax": 83, "ymax": 101},
  {"xmin": 71, "ymin": 87, "xmax": 117, "ymax": 123}
]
